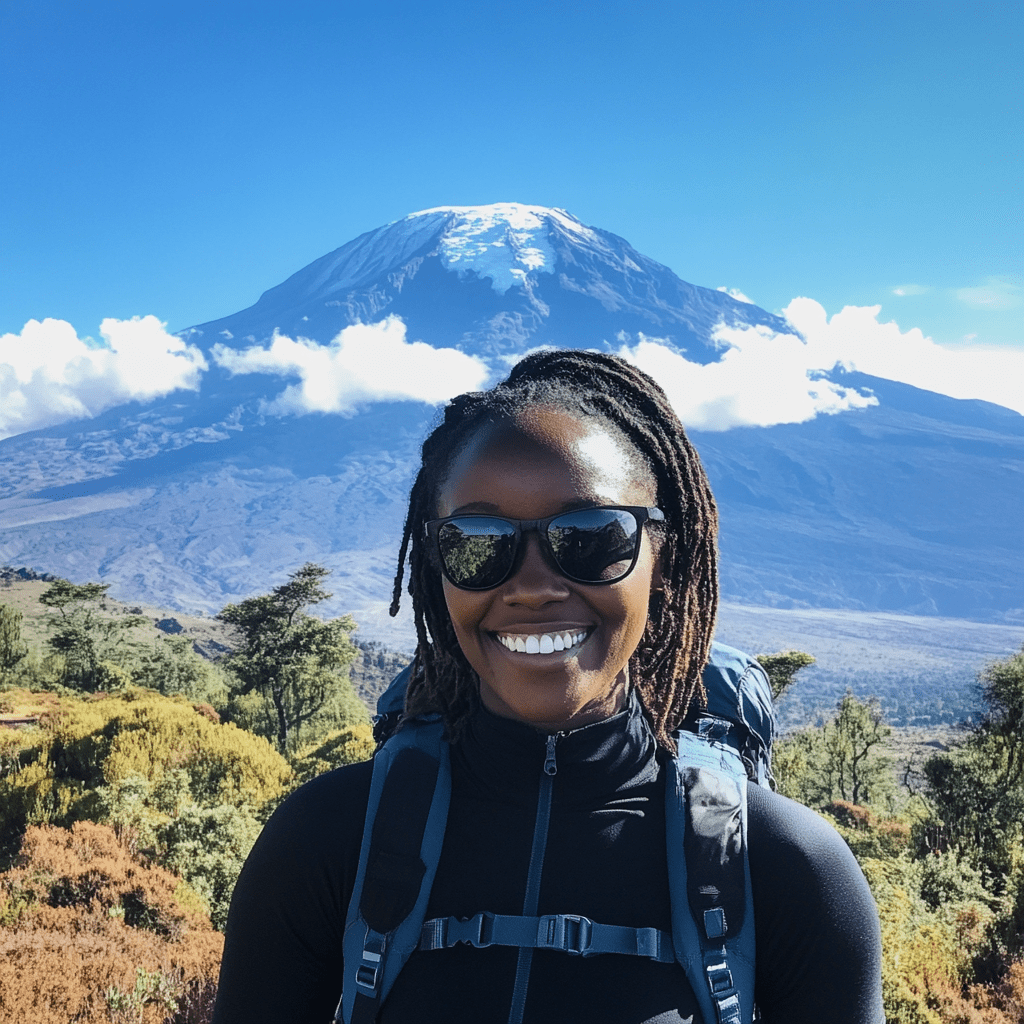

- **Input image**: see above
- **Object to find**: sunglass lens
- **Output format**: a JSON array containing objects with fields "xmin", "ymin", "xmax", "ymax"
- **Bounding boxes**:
[
  {"xmin": 548, "ymin": 509, "xmax": 639, "ymax": 582},
  {"xmin": 437, "ymin": 517, "xmax": 517, "ymax": 589}
]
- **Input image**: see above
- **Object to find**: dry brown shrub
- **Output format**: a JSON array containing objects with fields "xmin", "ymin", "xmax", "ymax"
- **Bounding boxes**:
[
  {"xmin": 958, "ymin": 957, "xmax": 1024, "ymax": 1023},
  {"xmin": 911, "ymin": 956, "xmax": 1024, "ymax": 1024},
  {"xmin": 0, "ymin": 821, "xmax": 221, "ymax": 1024},
  {"xmin": 825, "ymin": 799, "xmax": 876, "ymax": 829},
  {"xmin": 877, "ymin": 817, "xmax": 912, "ymax": 850},
  {"xmin": 190, "ymin": 704, "xmax": 219, "ymax": 725}
]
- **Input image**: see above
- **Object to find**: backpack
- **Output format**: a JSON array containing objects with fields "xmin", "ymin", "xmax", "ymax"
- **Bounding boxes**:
[{"xmin": 337, "ymin": 641, "xmax": 775, "ymax": 1024}]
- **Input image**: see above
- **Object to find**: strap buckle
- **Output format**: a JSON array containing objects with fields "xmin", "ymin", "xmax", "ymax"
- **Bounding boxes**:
[
  {"xmin": 354, "ymin": 933, "xmax": 386, "ymax": 993},
  {"xmin": 419, "ymin": 912, "xmax": 495, "ymax": 950},
  {"xmin": 704, "ymin": 951, "xmax": 742, "ymax": 1024},
  {"xmin": 538, "ymin": 914, "xmax": 594, "ymax": 956},
  {"xmin": 706, "ymin": 957, "xmax": 734, "ymax": 995},
  {"xmin": 444, "ymin": 911, "xmax": 495, "ymax": 948}
]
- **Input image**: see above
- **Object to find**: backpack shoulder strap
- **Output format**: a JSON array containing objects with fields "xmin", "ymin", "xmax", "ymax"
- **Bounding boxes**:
[
  {"xmin": 666, "ymin": 731, "xmax": 756, "ymax": 1024},
  {"xmin": 337, "ymin": 716, "xmax": 451, "ymax": 1024}
]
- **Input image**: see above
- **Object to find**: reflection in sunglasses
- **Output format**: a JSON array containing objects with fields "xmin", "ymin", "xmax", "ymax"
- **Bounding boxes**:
[
  {"xmin": 549, "ymin": 519, "xmax": 635, "ymax": 580},
  {"xmin": 439, "ymin": 529, "xmax": 515, "ymax": 588},
  {"xmin": 439, "ymin": 511, "xmax": 641, "ymax": 588}
]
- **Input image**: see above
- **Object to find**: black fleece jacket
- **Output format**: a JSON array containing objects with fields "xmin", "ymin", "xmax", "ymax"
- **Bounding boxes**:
[{"xmin": 213, "ymin": 695, "xmax": 885, "ymax": 1024}]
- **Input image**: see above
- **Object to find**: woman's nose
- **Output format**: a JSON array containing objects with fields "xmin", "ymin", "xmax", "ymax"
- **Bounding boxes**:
[{"xmin": 501, "ymin": 532, "xmax": 569, "ymax": 607}]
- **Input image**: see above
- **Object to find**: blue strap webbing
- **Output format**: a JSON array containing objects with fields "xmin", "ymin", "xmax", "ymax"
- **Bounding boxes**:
[
  {"xmin": 418, "ymin": 911, "xmax": 677, "ymax": 962},
  {"xmin": 338, "ymin": 702, "xmax": 757, "ymax": 1024},
  {"xmin": 337, "ymin": 719, "xmax": 451, "ymax": 1024}
]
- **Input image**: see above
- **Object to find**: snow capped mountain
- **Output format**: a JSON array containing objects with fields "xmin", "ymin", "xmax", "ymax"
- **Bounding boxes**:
[
  {"xmin": 0, "ymin": 204, "xmax": 1020, "ymax": 637},
  {"xmin": 186, "ymin": 203, "xmax": 790, "ymax": 360},
  {"xmin": 423, "ymin": 204, "xmax": 561, "ymax": 291}
]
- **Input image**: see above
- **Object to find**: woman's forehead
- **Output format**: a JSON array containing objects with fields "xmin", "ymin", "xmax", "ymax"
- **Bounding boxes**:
[{"xmin": 438, "ymin": 407, "xmax": 655, "ymax": 513}]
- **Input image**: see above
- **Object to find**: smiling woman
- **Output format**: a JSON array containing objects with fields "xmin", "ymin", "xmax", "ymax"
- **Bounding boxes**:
[
  {"xmin": 435, "ymin": 410, "xmax": 662, "ymax": 732},
  {"xmin": 211, "ymin": 350, "xmax": 885, "ymax": 1024}
]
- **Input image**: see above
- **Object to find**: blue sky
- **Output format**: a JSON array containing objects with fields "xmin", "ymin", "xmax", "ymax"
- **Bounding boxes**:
[{"xmin": 1, "ymin": 0, "xmax": 1021, "ymax": 354}]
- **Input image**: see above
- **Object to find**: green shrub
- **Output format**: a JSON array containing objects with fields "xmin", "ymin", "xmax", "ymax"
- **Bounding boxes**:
[
  {"xmin": 157, "ymin": 802, "xmax": 262, "ymax": 930},
  {"xmin": 223, "ymin": 667, "xmax": 370, "ymax": 756},
  {"xmin": 917, "ymin": 850, "xmax": 993, "ymax": 913},
  {"xmin": 823, "ymin": 801, "xmax": 913, "ymax": 860},
  {"xmin": 133, "ymin": 636, "xmax": 231, "ymax": 709},
  {"xmin": 0, "ymin": 603, "xmax": 29, "ymax": 674},
  {"xmin": 0, "ymin": 688, "xmax": 292, "ymax": 841},
  {"xmin": 290, "ymin": 723, "xmax": 375, "ymax": 785}
]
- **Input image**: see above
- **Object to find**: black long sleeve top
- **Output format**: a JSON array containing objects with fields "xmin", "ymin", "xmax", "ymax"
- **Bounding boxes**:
[{"xmin": 213, "ymin": 695, "xmax": 885, "ymax": 1024}]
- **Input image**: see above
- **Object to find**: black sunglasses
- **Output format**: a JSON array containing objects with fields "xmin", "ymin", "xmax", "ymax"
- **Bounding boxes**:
[{"xmin": 424, "ymin": 506, "xmax": 665, "ymax": 591}]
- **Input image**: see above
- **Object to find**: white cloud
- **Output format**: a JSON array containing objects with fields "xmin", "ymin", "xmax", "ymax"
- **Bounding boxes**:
[
  {"xmin": 783, "ymin": 298, "xmax": 1024, "ymax": 414},
  {"xmin": 0, "ymin": 316, "xmax": 208, "ymax": 440},
  {"xmin": 619, "ymin": 298, "xmax": 1024, "ymax": 430},
  {"xmin": 716, "ymin": 286, "xmax": 754, "ymax": 304},
  {"xmin": 955, "ymin": 277, "xmax": 1021, "ymax": 311},
  {"xmin": 211, "ymin": 316, "xmax": 490, "ymax": 415},
  {"xmin": 619, "ymin": 326, "xmax": 877, "ymax": 432},
  {"xmin": 892, "ymin": 284, "xmax": 929, "ymax": 297}
]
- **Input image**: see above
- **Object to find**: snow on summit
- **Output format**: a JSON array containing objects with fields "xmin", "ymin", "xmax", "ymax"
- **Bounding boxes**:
[{"xmin": 404, "ymin": 204, "xmax": 588, "ymax": 294}]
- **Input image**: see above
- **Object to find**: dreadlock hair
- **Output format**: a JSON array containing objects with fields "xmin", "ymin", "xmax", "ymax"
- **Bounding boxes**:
[{"xmin": 389, "ymin": 348, "xmax": 719, "ymax": 751}]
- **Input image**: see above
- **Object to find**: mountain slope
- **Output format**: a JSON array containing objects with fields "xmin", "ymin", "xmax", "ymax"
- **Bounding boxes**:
[
  {"xmin": 0, "ymin": 204, "xmax": 1020, "ymax": 631},
  {"xmin": 184, "ymin": 205, "xmax": 790, "ymax": 358}
]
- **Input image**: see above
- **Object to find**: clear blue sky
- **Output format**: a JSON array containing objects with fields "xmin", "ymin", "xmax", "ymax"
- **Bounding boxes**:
[{"xmin": 1, "ymin": 0, "xmax": 1020, "ymax": 349}]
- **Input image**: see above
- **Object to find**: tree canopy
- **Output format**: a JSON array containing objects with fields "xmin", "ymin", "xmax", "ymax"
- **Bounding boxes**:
[
  {"xmin": 756, "ymin": 649, "xmax": 816, "ymax": 702},
  {"xmin": 217, "ymin": 563, "xmax": 359, "ymax": 752},
  {"xmin": 38, "ymin": 578, "xmax": 147, "ymax": 691}
]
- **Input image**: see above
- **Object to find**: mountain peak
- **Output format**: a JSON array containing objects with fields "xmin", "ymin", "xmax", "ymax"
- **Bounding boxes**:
[
  {"xmin": 184, "ymin": 201, "xmax": 790, "ymax": 362},
  {"xmin": 399, "ymin": 203, "xmax": 592, "ymax": 294}
]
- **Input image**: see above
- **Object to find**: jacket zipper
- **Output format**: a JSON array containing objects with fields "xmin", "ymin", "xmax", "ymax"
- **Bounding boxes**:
[{"xmin": 507, "ymin": 733, "xmax": 559, "ymax": 1024}]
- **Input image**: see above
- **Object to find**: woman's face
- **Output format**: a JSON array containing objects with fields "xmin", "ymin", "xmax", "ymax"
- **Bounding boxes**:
[{"xmin": 436, "ymin": 407, "xmax": 662, "ymax": 733}]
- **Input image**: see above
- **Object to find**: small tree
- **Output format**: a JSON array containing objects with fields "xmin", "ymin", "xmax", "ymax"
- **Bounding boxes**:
[
  {"xmin": 756, "ymin": 649, "xmax": 815, "ymax": 702},
  {"xmin": 39, "ymin": 579, "xmax": 146, "ymax": 690},
  {"xmin": 775, "ymin": 690, "xmax": 893, "ymax": 808},
  {"xmin": 218, "ymin": 563, "xmax": 359, "ymax": 752},
  {"xmin": 38, "ymin": 579, "xmax": 109, "ymax": 617},
  {"xmin": 925, "ymin": 645, "xmax": 1024, "ymax": 884},
  {"xmin": 0, "ymin": 603, "xmax": 29, "ymax": 676},
  {"xmin": 820, "ymin": 691, "xmax": 893, "ymax": 807}
]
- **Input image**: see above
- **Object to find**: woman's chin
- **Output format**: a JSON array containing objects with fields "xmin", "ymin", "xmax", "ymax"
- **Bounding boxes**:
[{"xmin": 478, "ymin": 676, "xmax": 628, "ymax": 733}]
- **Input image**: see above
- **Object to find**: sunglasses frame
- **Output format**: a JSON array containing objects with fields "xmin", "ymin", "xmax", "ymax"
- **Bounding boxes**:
[{"xmin": 424, "ymin": 505, "xmax": 665, "ymax": 591}]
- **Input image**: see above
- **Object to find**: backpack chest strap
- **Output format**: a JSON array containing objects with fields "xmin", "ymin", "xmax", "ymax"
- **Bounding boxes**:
[{"xmin": 418, "ymin": 911, "xmax": 677, "ymax": 962}]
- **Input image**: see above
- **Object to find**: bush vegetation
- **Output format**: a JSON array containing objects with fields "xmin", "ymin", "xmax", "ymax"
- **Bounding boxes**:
[
  {"xmin": 0, "ymin": 820, "xmax": 222, "ymax": 1023},
  {"xmin": 0, "ymin": 567, "xmax": 372, "ymax": 943},
  {"xmin": 3, "ymin": 572, "xmax": 1021, "ymax": 1023},
  {"xmin": 772, "ymin": 647, "xmax": 1024, "ymax": 1023}
]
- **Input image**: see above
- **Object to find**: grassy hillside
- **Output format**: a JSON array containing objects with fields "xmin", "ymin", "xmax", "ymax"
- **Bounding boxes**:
[{"xmin": 0, "ymin": 567, "xmax": 407, "ymax": 715}]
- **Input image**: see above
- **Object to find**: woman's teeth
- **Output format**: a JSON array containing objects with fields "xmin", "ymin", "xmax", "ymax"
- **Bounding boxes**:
[{"xmin": 497, "ymin": 630, "xmax": 587, "ymax": 655}]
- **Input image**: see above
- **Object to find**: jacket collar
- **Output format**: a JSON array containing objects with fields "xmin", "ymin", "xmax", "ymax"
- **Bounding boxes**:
[{"xmin": 454, "ymin": 689, "xmax": 659, "ymax": 801}]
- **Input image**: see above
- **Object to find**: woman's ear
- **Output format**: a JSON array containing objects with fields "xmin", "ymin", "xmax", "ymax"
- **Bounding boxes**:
[{"xmin": 650, "ymin": 570, "xmax": 665, "ymax": 598}]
